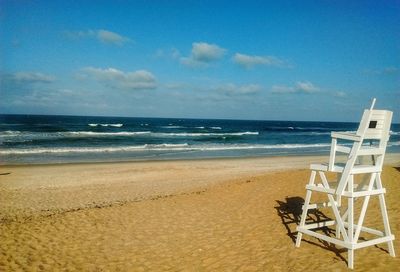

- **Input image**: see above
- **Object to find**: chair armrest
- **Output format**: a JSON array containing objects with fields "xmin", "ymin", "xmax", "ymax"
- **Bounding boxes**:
[{"xmin": 331, "ymin": 132, "xmax": 361, "ymax": 142}]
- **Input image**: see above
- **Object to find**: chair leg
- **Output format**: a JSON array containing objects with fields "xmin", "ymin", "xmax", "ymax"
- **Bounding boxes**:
[
  {"xmin": 296, "ymin": 171, "xmax": 316, "ymax": 247},
  {"xmin": 347, "ymin": 175, "xmax": 355, "ymax": 269},
  {"xmin": 381, "ymin": 197, "xmax": 395, "ymax": 257},
  {"xmin": 376, "ymin": 174, "xmax": 396, "ymax": 257},
  {"xmin": 296, "ymin": 189, "xmax": 312, "ymax": 247},
  {"xmin": 335, "ymin": 173, "xmax": 342, "ymax": 239},
  {"xmin": 348, "ymin": 249, "xmax": 354, "ymax": 269},
  {"xmin": 336, "ymin": 195, "xmax": 342, "ymax": 239}
]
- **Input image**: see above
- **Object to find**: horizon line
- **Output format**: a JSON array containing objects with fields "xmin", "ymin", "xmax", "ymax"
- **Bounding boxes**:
[{"xmin": 0, "ymin": 112, "xmax": 375, "ymax": 124}]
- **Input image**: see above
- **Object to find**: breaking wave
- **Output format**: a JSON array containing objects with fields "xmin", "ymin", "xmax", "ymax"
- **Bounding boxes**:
[
  {"xmin": 88, "ymin": 123, "xmax": 123, "ymax": 127},
  {"xmin": 0, "ymin": 130, "xmax": 259, "ymax": 139},
  {"xmin": 0, "ymin": 143, "xmax": 332, "ymax": 155}
]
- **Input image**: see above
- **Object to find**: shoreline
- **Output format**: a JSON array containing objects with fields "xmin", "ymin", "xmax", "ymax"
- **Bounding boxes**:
[
  {"xmin": 2, "ymin": 151, "xmax": 400, "ymax": 167},
  {"xmin": 1, "ymin": 152, "xmax": 329, "ymax": 167},
  {"xmin": 0, "ymin": 150, "xmax": 333, "ymax": 166}
]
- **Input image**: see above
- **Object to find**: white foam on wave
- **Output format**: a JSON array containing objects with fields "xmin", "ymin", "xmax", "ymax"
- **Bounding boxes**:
[
  {"xmin": 172, "ymin": 143, "xmax": 331, "ymax": 151},
  {"xmin": 88, "ymin": 123, "xmax": 123, "ymax": 127},
  {"xmin": 67, "ymin": 131, "xmax": 259, "ymax": 137},
  {"xmin": 153, "ymin": 131, "xmax": 259, "ymax": 137},
  {"xmin": 0, "ymin": 130, "xmax": 259, "ymax": 140},
  {"xmin": 210, "ymin": 127, "xmax": 222, "ymax": 130},
  {"xmin": 161, "ymin": 126, "xmax": 184, "ymax": 129},
  {"xmin": 69, "ymin": 131, "xmax": 151, "ymax": 136},
  {"xmin": 0, "ymin": 143, "xmax": 190, "ymax": 154},
  {"xmin": 309, "ymin": 132, "xmax": 331, "ymax": 135},
  {"xmin": 0, "ymin": 130, "xmax": 22, "ymax": 137},
  {"xmin": 0, "ymin": 143, "xmax": 332, "ymax": 155}
]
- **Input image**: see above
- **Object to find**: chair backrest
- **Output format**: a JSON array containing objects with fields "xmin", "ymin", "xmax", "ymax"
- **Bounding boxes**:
[
  {"xmin": 335, "ymin": 99, "xmax": 393, "ymax": 195},
  {"xmin": 356, "ymin": 109, "xmax": 393, "ymax": 142}
]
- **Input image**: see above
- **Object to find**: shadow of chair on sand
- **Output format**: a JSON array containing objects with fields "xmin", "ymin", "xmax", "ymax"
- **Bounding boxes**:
[{"xmin": 275, "ymin": 196, "xmax": 347, "ymax": 262}]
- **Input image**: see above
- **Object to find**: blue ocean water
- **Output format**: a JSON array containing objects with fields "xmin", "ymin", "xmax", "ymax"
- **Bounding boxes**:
[{"xmin": 0, "ymin": 114, "xmax": 399, "ymax": 164}]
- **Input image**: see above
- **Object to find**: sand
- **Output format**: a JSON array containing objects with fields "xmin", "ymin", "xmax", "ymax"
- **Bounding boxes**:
[{"xmin": 1, "ymin": 154, "xmax": 400, "ymax": 271}]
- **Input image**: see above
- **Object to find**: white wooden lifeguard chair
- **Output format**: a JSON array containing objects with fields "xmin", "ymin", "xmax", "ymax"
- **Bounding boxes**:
[{"xmin": 295, "ymin": 98, "xmax": 395, "ymax": 269}]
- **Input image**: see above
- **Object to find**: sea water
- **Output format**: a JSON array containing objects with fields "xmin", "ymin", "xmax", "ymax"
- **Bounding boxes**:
[{"xmin": 0, "ymin": 114, "xmax": 399, "ymax": 164}]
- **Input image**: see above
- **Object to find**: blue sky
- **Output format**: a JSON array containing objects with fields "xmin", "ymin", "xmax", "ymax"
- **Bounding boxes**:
[{"xmin": 1, "ymin": 0, "xmax": 399, "ymax": 122}]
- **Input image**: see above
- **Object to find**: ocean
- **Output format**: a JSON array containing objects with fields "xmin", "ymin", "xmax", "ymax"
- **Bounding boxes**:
[{"xmin": 0, "ymin": 114, "xmax": 399, "ymax": 164}]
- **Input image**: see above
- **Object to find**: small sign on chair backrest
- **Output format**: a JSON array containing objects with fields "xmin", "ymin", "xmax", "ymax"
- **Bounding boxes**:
[{"xmin": 356, "ymin": 110, "xmax": 393, "ymax": 141}]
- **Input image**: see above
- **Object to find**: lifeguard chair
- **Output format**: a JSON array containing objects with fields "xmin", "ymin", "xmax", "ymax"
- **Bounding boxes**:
[{"xmin": 295, "ymin": 99, "xmax": 395, "ymax": 269}]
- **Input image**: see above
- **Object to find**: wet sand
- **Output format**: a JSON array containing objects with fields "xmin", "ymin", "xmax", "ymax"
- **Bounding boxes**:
[{"xmin": 1, "ymin": 154, "xmax": 399, "ymax": 271}]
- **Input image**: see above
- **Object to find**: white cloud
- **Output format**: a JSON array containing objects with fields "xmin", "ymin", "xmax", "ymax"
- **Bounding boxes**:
[
  {"xmin": 271, "ymin": 85, "xmax": 296, "ymax": 94},
  {"xmin": 180, "ymin": 57, "xmax": 206, "ymax": 68},
  {"xmin": 161, "ymin": 82, "xmax": 262, "ymax": 100},
  {"xmin": 363, "ymin": 66, "xmax": 399, "ymax": 75},
  {"xmin": 97, "ymin": 29, "xmax": 130, "ymax": 45},
  {"xmin": 63, "ymin": 30, "xmax": 93, "ymax": 39},
  {"xmin": 334, "ymin": 91, "xmax": 347, "ymax": 97},
  {"xmin": 154, "ymin": 48, "xmax": 181, "ymax": 59},
  {"xmin": 171, "ymin": 48, "xmax": 181, "ymax": 59},
  {"xmin": 295, "ymin": 81, "xmax": 319, "ymax": 93},
  {"xmin": 64, "ymin": 29, "xmax": 131, "ymax": 45},
  {"xmin": 271, "ymin": 81, "xmax": 319, "ymax": 94},
  {"xmin": 180, "ymin": 42, "xmax": 226, "ymax": 67},
  {"xmin": 191, "ymin": 42, "xmax": 226, "ymax": 62},
  {"xmin": 163, "ymin": 82, "xmax": 189, "ymax": 90},
  {"xmin": 0, "ymin": 71, "xmax": 55, "ymax": 96},
  {"xmin": 81, "ymin": 67, "xmax": 157, "ymax": 90},
  {"xmin": 13, "ymin": 72, "xmax": 55, "ymax": 83},
  {"xmin": 215, "ymin": 83, "xmax": 262, "ymax": 96},
  {"xmin": 382, "ymin": 67, "xmax": 399, "ymax": 74},
  {"xmin": 233, "ymin": 53, "xmax": 289, "ymax": 69}
]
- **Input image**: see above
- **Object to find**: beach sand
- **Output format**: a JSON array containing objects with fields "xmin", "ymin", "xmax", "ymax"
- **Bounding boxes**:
[{"xmin": 1, "ymin": 154, "xmax": 400, "ymax": 271}]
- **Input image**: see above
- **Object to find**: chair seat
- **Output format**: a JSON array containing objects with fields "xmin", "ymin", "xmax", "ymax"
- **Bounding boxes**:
[{"xmin": 310, "ymin": 163, "xmax": 381, "ymax": 174}]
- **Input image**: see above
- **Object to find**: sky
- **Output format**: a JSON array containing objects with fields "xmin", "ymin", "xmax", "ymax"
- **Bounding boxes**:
[{"xmin": 0, "ymin": 0, "xmax": 399, "ymax": 122}]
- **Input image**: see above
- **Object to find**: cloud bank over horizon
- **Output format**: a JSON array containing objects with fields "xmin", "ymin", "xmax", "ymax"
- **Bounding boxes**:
[{"xmin": 80, "ymin": 67, "xmax": 157, "ymax": 90}]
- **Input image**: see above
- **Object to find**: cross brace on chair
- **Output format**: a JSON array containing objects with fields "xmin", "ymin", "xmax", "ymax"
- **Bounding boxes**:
[{"xmin": 296, "ymin": 170, "xmax": 395, "ymax": 269}]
